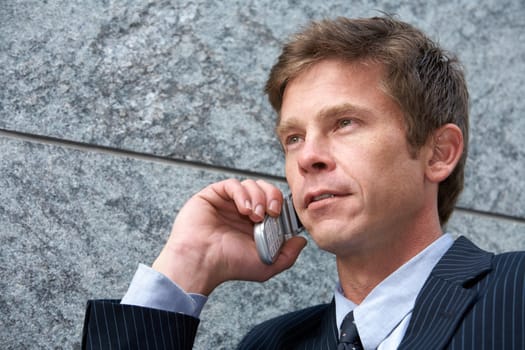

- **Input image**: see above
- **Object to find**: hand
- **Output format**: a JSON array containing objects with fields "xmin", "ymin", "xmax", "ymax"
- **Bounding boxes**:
[{"xmin": 152, "ymin": 179, "xmax": 307, "ymax": 295}]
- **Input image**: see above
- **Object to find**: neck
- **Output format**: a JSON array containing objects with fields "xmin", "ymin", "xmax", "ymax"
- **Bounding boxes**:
[{"xmin": 336, "ymin": 226, "xmax": 443, "ymax": 304}]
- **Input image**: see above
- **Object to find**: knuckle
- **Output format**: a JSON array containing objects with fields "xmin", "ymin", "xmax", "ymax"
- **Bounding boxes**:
[
  {"xmin": 255, "ymin": 179, "xmax": 268, "ymax": 187},
  {"xmin": 241, "ymin": 178, "xmax": 256, "ymax": 186}
]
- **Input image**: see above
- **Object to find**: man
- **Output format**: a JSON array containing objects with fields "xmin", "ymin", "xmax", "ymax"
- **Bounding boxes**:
[{"xmin": 83, "ymin": 16, "xmax": 524, "ymax": 349}]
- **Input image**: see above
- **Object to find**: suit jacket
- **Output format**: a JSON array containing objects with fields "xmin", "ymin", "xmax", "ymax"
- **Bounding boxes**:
[{"xmin": 82, "ymin": 237, "xmax": 525, "ymax": 349}]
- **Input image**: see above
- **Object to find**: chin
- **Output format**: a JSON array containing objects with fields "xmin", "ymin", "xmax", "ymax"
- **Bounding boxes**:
[
  {"xmin": 307, "ymin": 221, "xmax": 366, "ymax": 254},
  {"xmin": 313, "ymin": 242, "xmax": 340, "ymax": 255},
  {"xmin": 308, "ymin": 228, "xmax": 346, "ymax": 254}
]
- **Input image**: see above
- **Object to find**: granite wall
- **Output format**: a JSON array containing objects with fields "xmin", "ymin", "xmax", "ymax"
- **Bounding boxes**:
[{"xmin": 1, "ymin": 0, "xmax": 524, "ymax": 348}]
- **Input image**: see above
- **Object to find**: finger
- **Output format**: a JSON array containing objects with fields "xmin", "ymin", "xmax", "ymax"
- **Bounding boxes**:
[
  {"xmin": 240, "ymin": 179, "xmax": 269, "ymax": 222},
  {"xmin": 255, "ymin": 179, "xmax": 284, "ymax": 217},
  {"xmin": 203, "ymin": 179, "xmax": 253, "ymax": 217}
]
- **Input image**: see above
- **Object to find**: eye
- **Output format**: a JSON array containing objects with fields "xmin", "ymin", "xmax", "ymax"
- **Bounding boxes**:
[
  {"xmin": 285, "ymin": 135, "xmax": 302, "ymax": 145},
  {"xmin": 338, "ymin": 119, "xmax": 353, "ymax": 128}
]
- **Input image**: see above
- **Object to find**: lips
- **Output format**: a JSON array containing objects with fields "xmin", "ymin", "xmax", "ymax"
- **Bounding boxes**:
[
  {"xmin": 304, "ymin": 191, "xmax": 349, "ymax": 208},
  {"xmin": 312, "ymin": 193, "xmax": 335, "ymax": 202}
]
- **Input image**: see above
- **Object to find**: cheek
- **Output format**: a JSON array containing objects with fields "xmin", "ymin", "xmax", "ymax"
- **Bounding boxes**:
[
  {"xmin": 366, "ymin": 131, "xmax": 414, "ymax": 168},
  {"xmin": 363, "ymin": 152, "xmax": 426, "ymax": 210},
  {"xmin": 343, "ymin": 137, "xmax": 420, "ymax": 192},
  {"xmin": 284, "ymin": 157, "xmax": 298, "ymax": 188}
]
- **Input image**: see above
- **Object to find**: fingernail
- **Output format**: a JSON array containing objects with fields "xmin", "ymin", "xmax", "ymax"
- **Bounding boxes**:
[
  {"xmin": 255, "ymin": 204, "xmax": 265, "ymax": 218},
  {"xmin": 269, "ymin": 200, "xmax": 280, "ymax": 214},
  {"xmin": 245, "ymin": 200, "xmax": 252, "ymax": 210}
]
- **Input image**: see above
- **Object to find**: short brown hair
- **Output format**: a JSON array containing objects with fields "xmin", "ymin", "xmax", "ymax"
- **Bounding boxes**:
[{"xmin": 266, "ymin": 16, "xmax": 469, "ymax": 225}]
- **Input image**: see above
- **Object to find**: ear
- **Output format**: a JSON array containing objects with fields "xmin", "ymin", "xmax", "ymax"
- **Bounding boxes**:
[{"xmin": 425, "ymin": 123, "xmax": 464, "ymax": 183}]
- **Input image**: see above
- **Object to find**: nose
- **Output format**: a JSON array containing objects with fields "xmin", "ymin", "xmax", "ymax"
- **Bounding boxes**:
[{"xmin": 297, "ymin": 136, "xmax": 336, "ymax": 174}]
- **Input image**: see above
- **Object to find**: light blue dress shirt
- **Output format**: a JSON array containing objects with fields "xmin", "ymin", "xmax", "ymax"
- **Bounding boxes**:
[{"xmin": 122, "ymin": 234, "xmax": 454, "ymax": 349}]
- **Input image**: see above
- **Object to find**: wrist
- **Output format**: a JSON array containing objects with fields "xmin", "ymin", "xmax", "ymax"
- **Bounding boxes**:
[{"xmin": 152, "ymin": 244, "xmax": 218, "ymax": 296}]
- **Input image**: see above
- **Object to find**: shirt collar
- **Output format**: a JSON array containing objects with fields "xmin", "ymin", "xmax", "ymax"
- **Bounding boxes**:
[{"xmin": 334, "ymin": 233, "xmax": 454, "ymax": 349}]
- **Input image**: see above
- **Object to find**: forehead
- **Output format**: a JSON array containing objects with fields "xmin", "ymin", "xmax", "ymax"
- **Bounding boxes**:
[{"xmin": 276, "ymin": 59, "xmax": 398, "ymax": 127}]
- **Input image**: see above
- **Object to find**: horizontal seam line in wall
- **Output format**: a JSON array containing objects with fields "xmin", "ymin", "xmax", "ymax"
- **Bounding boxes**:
[
  {"xmin": 1, "ymin": 128, "xmax": 524, "ymax": 224},
  {"xmin": 0, "ymin": 128, "xmax": 287, "ymax": 184},
  {"xmin": 454, "ymin": 206, "xmax": 525, "ymax": 224}
]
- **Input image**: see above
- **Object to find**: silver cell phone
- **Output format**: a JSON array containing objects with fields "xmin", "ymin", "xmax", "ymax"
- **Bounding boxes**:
[{"xmin": 254, "ymin": 194, "xmax": 304, "ymax": 265}]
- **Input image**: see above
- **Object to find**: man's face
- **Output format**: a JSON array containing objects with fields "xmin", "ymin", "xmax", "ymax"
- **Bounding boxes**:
[{"xmin": 278, "ymin": 59, "xmax": 431, "ymax": 257}]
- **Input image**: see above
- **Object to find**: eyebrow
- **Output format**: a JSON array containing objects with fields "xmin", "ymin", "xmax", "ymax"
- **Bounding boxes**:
[{"xmin": 275, "ymin": 103, "xmax": 372, "ymax": 137}]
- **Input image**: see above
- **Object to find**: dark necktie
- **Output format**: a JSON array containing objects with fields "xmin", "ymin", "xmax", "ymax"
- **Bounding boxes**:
[{"xmin": 337, "ymin": 311, "xmax": 364, "ymax": 350}]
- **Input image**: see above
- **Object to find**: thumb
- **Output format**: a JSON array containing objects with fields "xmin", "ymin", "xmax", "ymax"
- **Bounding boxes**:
[{"xmin": 272, "ymin": 236, "xmax": 308, "ymax": 271}]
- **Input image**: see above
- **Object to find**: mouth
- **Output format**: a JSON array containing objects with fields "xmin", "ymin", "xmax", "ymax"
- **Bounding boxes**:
[
  {"xmin": 304, "ymin": 191, "xmax": 348, "ymax": 208},
  {"xmin": 312, "ymin": 193, "xmax": 335, "ymax": 202}
]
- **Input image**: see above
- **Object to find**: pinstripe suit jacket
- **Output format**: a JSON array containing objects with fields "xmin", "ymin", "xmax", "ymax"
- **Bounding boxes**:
[{"xmin": 82, "ymin": 237, "xmax": 525, "ymax": 349}]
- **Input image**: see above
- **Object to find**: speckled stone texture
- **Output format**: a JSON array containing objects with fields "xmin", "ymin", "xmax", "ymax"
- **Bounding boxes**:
[{"xmin": 1, "ymin": 0, "xmax": 524, "ymax": 349}]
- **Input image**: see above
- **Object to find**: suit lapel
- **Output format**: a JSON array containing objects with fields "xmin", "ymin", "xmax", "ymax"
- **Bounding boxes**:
[
  {"xmin": 300, "ymin": 298, "xmax": 338, "ymax": 350},
  {"xmin": 399, "ymin": 236, "xmax": 493, "ymax": 349},
  {"xmin": 238, "ymin": 299, "xmax": 338, "ymax": 350},
  {"xmin": 281, "ymin": 299, "xmax": 338, "ymax": 350}
]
